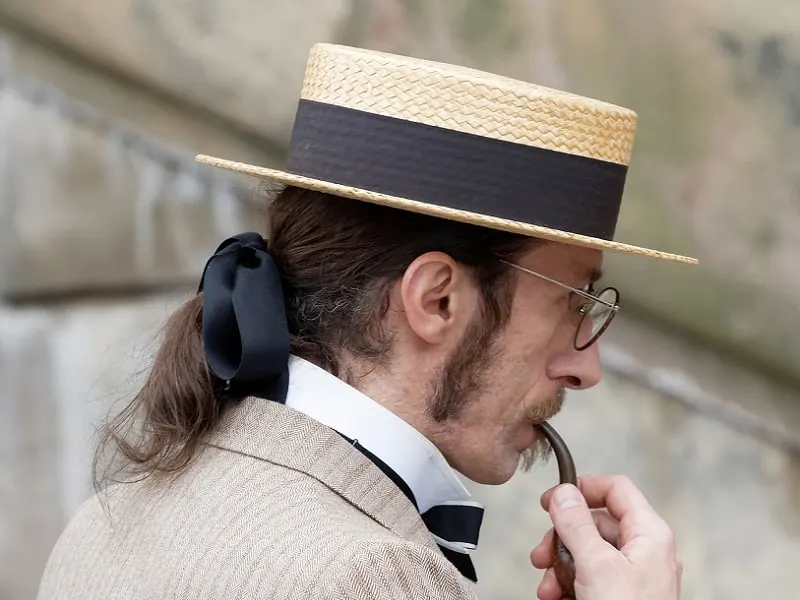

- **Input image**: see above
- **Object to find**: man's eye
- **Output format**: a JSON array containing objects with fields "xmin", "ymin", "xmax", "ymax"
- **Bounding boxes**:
[{"xmin": 567, "ymin": 292, "xmax": 583, "ymax": 310}]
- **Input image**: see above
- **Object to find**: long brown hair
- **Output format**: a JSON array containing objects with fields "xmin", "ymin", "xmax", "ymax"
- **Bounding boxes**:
[{"xmin": 93, "ymin": 185, "xmax": 537, "ymax": 490}]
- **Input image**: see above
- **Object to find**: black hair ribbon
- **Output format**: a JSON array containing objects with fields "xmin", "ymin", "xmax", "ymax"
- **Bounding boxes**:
[{"xmin": 197, "ymin": 232, "xmax": 290, "ymax": 404}]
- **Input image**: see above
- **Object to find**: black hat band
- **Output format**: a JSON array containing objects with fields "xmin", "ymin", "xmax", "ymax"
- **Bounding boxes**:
[{"xmin": 286, "ymin": 99, "xmax": 628, "ymax": 241}]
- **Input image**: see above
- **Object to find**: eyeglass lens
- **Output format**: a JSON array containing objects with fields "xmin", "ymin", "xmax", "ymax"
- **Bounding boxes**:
[{"xmin": 575, "ymin": 287, "xmax": 619, "ymax": 350}]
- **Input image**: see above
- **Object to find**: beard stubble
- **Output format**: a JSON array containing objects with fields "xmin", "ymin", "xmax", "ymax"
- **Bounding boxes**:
[{"xmin": 427, "ymin": 303, "xmax": 565, "ymax": 473}]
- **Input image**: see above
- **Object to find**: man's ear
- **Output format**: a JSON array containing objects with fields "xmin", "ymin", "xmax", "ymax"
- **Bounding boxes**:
[{"xmin": 398, "ymin": 252, "xmax": 475, "ymax": 345}]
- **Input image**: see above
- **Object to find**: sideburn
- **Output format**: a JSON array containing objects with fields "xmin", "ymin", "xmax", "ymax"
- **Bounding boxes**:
[{"xmin": 427, "ymin": 302, "xmax": 506, "ymax": 422}]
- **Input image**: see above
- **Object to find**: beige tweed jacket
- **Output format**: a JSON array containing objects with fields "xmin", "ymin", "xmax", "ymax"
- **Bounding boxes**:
[{"xmin": 37, "ymin": 397, "xmax": 480, "ymax": 599}]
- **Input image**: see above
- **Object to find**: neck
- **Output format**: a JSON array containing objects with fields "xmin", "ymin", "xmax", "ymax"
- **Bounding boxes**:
[{"xmin": 341, "ymin": 352, "xmax": 454, "ymax": 456}]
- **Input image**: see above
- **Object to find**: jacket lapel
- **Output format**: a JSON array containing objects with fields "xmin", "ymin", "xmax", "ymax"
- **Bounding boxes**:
[{"xmin": 203, "ymin": 397, "xmax": 440, "ymax": 552}]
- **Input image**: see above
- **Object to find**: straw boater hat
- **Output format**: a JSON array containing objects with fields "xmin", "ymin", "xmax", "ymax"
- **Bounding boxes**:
[{"xmin": 197, "ymin": 43, "xmax": 698, "ymax": 265}]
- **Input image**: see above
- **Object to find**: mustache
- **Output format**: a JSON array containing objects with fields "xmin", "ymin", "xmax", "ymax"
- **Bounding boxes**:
[
  {"xmin": 519, "ymin": 387, "xmax": 567, "ymax": 472},
  {"xmin": 525, "ymin": 387, "xmax": 566, "ymax": 423}
]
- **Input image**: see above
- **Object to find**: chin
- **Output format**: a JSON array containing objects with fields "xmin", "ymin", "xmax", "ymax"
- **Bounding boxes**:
[{"xmin": 460, "ymin": 459, "xmax": 519, "ymax": 486}]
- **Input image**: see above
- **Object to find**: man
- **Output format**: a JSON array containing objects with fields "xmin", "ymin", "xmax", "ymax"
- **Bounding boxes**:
[{"xmin": 38, "ymin": 43, "xmax": 694, "ymax": 599}]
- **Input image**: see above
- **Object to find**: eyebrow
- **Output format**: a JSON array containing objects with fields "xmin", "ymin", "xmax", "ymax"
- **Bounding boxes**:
[
  {"xmin": 566, "ymin": 265, "xmax": 602, "ymax": 292},
  {"xmin": 577, "ymin": 267, "xmax": 603, "ymax": 288}
]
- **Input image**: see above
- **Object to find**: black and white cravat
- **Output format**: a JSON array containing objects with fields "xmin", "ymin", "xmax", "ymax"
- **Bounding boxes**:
[
  {"xmin": 420, "ymin": 501, "xmax": 484, "ymax": 581},
  {"xmin": 338, "ymin": 433, "xmax": 485, "ymax": 582}
]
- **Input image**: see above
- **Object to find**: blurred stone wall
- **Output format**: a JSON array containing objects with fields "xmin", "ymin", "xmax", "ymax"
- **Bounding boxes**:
[
  {"xmin": 0, "ymin": 1, "xmax": 799, "ymax": 599},
  {"xmin": 1, "ymin": 0, "xmax": 798, "ymax": 380}
]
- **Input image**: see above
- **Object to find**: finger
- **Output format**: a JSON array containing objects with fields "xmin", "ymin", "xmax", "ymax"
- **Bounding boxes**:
[
  {"xmin": 537, "ymin": 568, "xmax": 563, "ymax": 600},
  {"xmin": 547, "ymin": 484, "xmax": 608, "ymax": 562},
  {"xmin": 542, "ymin": 475, "xmax": 655, "ymax": 524},
  {"xmin": 578, "ymin": 475, "xmax": 657, "ymax": 525},
  {"xmin": 578, "ymin": 476, "xmax": 678, "ymax": 554},
  {"xmin": 591, "ymin": 508, "xmax": 620, "ymax": 548},
  {"xmin": 540, "ymin": 484, "xmax": 558, "ymax": 511},
  {"xmin": 533, "ymin": 511, "xmax": 618, "ymax": 566},
  {"xmin": 530, "ymin": 528, "xmax": 556, "ymax": 569}
]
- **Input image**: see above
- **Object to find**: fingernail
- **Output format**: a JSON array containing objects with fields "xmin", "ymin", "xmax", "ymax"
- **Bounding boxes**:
[{"xmin": 553, "ymin": 485, "xmax": 582, "ymax": 509}]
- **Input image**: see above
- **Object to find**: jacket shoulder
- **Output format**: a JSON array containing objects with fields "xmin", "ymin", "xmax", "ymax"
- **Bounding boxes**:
[{"xmin": 318, "ymin": 538, "xmax": 480, "ymax": 600}]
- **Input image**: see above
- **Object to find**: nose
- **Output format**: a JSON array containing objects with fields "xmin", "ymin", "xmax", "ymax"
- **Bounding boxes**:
[{"xmin": 547, "ymin": 342, "xmax": 603, "ymax": 390}]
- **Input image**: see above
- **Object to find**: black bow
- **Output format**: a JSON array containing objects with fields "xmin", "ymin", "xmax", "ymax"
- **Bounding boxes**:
[{"xmin": 198, "ymin": 232, "xmax": 290, "ymax": 403}]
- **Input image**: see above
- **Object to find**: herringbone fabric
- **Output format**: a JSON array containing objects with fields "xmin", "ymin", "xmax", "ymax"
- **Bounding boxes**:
[{"xmin": 37, "ymin": 398, "xmax": 479, "ymax": 599}]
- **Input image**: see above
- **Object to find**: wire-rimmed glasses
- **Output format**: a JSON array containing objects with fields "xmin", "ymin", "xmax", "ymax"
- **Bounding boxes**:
[{"xmin": 499, "ymin": 260, "xmax": 620, "ymax": 351}]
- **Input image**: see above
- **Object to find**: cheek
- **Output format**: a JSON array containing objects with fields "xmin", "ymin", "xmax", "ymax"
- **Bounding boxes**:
[
  {"xmin": 502, "ymin": 310, "xmax": 559, "ymax": 365},
  {"xmin": 489, "ymin": 333, "xmax": 550, "ymax": 410},
  {"xmin": 511, "ymin": 297, "xmax": 579, "ymax": 365},
  {"xmin": 491, "ymin": 311, "xmax": 560, "ymax": 408},
  {"xmin": 511, "ymin": 290, "xmax": 565, "ymax": 339},
  {"xmin": 475, "ymin": 301, "xmax": 563, "ymax": 419}
]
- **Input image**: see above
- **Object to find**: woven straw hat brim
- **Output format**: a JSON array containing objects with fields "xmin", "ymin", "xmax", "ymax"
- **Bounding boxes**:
[{"xmin": 197, "ymin": 154, "xmax": 698, "ymax": 265}]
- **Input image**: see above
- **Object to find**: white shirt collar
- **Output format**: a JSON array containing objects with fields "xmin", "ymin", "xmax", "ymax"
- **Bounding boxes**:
[{"xmin": 284, "ymin": 355, "xmax": 478, "ymax": 514}]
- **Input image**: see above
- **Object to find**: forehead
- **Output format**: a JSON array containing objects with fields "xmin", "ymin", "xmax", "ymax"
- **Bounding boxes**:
[{"xmin": 520, "ymin": 241, "xmax": 604, "ymax": 284}]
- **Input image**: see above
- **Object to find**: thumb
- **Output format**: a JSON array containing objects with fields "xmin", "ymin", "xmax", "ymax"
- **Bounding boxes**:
[{"xmin": 548, "ymin": 484, "xmax": 606, "ymax": 561}]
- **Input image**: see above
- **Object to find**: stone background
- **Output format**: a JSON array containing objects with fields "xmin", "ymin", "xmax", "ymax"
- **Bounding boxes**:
[
  {"xmin": 2, "ymin": 0, "xmax": 798, "ymax": 381},
  {"xmin": 0, "ymin": 1, "xmax": 798, "ymax": 598}
]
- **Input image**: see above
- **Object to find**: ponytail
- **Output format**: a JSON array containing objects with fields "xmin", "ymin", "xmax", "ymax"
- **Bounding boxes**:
[
  {"xmin": 93, "ymin": 231, "xmax": 289, "ymax": 491},
  {"xmin": 92, "ymin": 293, "xmax": 221, "ymax": 490}
]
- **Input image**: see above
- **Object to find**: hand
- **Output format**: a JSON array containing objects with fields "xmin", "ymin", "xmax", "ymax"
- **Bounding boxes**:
[{"xmin": 530, "ymin": 475, "xmax": 683, "ymax": 600}]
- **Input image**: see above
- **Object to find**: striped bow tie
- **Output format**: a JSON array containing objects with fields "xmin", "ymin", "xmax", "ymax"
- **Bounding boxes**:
[{"xmin": 421, "ymin": 502, "xmax": 484, "ymax": 582}]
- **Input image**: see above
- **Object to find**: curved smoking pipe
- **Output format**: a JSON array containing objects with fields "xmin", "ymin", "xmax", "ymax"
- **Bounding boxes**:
[{"xmin": 535, "ymin": 421, "xmax": 577, "ymax": 599}]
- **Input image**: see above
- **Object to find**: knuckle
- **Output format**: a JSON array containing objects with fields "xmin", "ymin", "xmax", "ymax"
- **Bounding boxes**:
[
  {"xmin": 647, "ymin": 517, "xmax": 674, "ymax": 543},
  {"xmin": 583, "ymin": 546, "xmax": 618, "ymax": 573},
  {"xmin": 556, "ymin": 511, "xmax": 590, "ymax": 539},
  {"xmin": 565, "ymin": 517, "xmax": 597, "ymax": 537},
  {"xmin": 657, "ymin": 522, "xmax": 678, "ymax": 551},
  {"xmin": 610, "ymin": 473, "xmax": 635, "ymax": 489},
  {"xmin": 608, "ymin": 474, "xmax": 638, "ymax": 501},
  {"xmin": 632, "ymin": 509, "xmax": 675, "ymax": 547}
]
